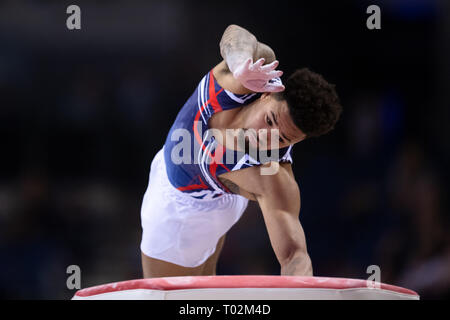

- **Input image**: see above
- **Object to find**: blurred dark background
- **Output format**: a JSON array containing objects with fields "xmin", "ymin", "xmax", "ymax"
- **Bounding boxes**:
[{"xmin": 0, "ymin": 0, "xmax": 448, "ymax": 299}]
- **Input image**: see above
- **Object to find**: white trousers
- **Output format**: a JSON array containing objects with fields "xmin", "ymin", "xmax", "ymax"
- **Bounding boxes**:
[{"xmin": 140, "ymin": 147, "xmax": 249, "ymax": 267}]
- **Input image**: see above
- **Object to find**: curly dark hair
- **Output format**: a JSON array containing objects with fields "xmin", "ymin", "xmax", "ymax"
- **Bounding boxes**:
[{"xmin": 275, "ymin": 68, "xmax": 342, "ymax": 138}]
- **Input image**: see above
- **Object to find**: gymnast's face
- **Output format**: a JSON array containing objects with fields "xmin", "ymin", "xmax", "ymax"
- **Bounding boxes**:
[{"xmin": 239, "ymin": 93, "xmax": 306, "ymax": 151}]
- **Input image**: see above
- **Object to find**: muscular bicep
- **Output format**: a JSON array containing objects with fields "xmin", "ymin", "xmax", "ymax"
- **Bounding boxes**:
[
  {"xmin": 220, "ymin": 162, "xmax": 310, "ymax": 270},
  {"xmin": 256, "ymin": 164, "xmax": 301, "ymax": 217},
  {"xmin": 219, "ymin": 176, "xmax": 258, "ymax": 201},
  {"xmin": 218, "ymin": 162, "xmax": 295, "ymax": 201}
]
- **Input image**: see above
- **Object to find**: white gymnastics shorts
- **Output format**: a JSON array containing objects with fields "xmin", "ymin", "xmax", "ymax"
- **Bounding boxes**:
[{"xmin": 140, "ymin": 147, "xmax": 249, "ymax": 268}]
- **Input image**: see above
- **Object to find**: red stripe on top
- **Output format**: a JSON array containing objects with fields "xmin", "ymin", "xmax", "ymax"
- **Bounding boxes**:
[
  {"xmin": 188, "ymin": 71, "xmax": 226, "ymax": 192},
  {"xmin": 215, "ymin": 142, "xmax": 231, "ymax": 173},
  {"xmin": 192, "ymin": 72, "xmax": 224, "ymax": 154},
  {"xmin": 208, "ymin": 70, "xmax": 223, "ymax": 113},
  {"xmin": 176, "ymin": 175, "xmax": 209, "ymax": 191},
  {"xmin": 193, "ymin": 103, "xmax": 209, "ymax": 150},
  {"xmin": 208, "ymin": 144, "xmax": 231, "ymax": 193}
]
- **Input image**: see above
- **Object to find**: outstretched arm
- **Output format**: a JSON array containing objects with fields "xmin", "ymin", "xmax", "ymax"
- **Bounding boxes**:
[
  {"xmin": 256, "ymin": 165, "xmax": 313, "ymax": 276},
  {"xmin": 220, "ymin": 24, "xmax": 258, "ymax": 72},
  {"xmin": 214, "ymin": 24, "xmax": 285, "ymax": 94},
  {"xmin": 218, "ymin": 162, "xmax": 313, "ymax": 276}
]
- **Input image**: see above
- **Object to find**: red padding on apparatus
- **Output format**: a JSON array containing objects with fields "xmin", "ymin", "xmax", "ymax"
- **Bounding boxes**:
[{"xmin": 74, "ymin": 276, "xmax": 418, "ymax": 298}]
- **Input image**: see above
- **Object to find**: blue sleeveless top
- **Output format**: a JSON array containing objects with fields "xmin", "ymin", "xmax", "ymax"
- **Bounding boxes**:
[{"xmin": 163, "ymin": 70, "xmax": 293, "ymax": 200}]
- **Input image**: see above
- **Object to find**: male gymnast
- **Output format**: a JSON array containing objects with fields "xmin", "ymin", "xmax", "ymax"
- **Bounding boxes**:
[{"xmin": 140, "ymin": 24, "xmax": 342, "ymax": 277}]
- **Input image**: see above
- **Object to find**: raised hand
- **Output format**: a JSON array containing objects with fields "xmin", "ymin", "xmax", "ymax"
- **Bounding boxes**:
[{"xmin": 231, "ymin": 58, "xmax": 285, "ymax": 93}]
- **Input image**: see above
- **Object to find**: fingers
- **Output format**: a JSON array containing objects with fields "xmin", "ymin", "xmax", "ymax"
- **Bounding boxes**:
[
  {"xmin": 243, "ymin": 57, "xmax": 253, "ymax": 69},
  {"xmin": 265, "ymin": 70, "xmax": 283, "ymax": 79},
  {"xmin": 250, "ymin": 59, "xmax": 283, "ymax": 80},
  {"xmin": 264, "ymin": 82, "xmax": 285, "ymax": 93},
  {"xmin": 252, "ymin": 58, "xmax": 266, "ymax": 69},
  {"xmin": 260, "ymin": 60, "xmax": 279, "ymax": 72},
  {"xmin": 252, "ymin": 58, "xmax": 279, "ymax": 72},
  {"xmin": 235, "ymin": 57, "xmax": 285, "ymax": 92}
]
